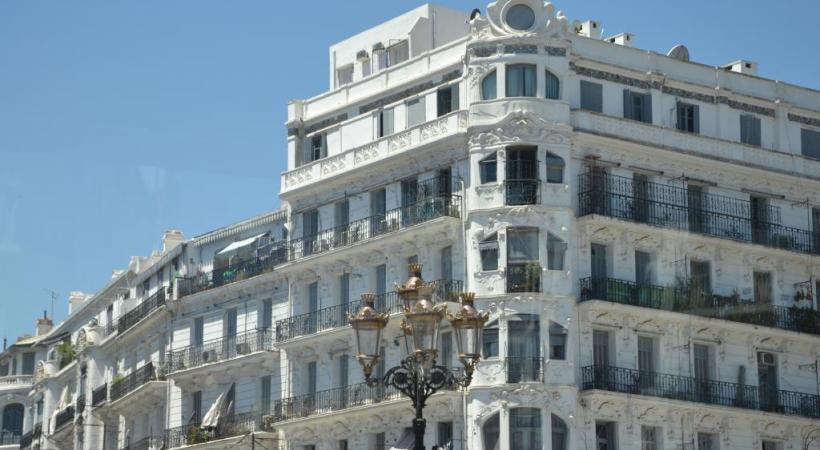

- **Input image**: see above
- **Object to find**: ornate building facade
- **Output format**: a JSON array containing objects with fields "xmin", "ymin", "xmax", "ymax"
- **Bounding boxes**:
[{"xmin": 3, "ymin": 1, "xmax": 820, "ymax": 449}]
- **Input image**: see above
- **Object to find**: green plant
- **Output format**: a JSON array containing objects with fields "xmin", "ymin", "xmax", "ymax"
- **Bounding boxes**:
[
  {"xmin": 57, "ymin": 341, "xmax": 75, "ymax": 367},
  {"xmin": 111, "ymin": 373, "xmax": 125, "ymax": 385}
]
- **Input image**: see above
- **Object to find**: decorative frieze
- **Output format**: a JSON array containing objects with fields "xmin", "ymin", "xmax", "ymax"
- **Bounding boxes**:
[
  {"xmin": 788, "ymin": 113, "xmax": 820, "ymax": 127},
  {"xmin": 544, "ymin": 46, "xmax": 567, "ymax": 57},
  {"xmin": 662, "ymin": 86, "xmax": 715, "ymax": 104},
  {"xmin": 305, "ymin": 113, "xmax": 349, "ymax": 135},
  {"xmin": 570, "ymin": 62, "xmax": 657, "ymax": 90},
  {"xmin": 471, "ymin": 46, "xmax": 497, "ymax": 58},
  {"xmin": 503, "ymin": 44, "xmax": 538, "ymax": 54}
]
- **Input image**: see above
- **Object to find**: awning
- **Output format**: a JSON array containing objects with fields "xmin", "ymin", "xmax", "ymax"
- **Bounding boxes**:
[
  {"xmin": 201, "ymin": 383, "xmax": 235, "ymax": 429},
  {"xmin": 390, "ymin": 429, "xmax": 415, "ymax": 450},
  {"xmin": 216, "ymin": 233, "xmax": 267, "ymax": 256}
]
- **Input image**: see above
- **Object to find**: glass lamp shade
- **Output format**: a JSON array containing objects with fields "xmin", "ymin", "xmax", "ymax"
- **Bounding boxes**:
[
  {"xmin": 404, "ymin": 297, "xmax": 445, "ymax": 369},
  {"xmin": 348, "ymin": 293, "xmax": 388, "ymax": 378},
  {"xmin": 447, "ymin": 292, "xmax": 489, "ymax": 373}
]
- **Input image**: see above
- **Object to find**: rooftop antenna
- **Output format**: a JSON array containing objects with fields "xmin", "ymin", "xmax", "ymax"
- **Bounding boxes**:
[{"xmin": 43, "ymin": 289, "xmax": 58, "ymax": 320}]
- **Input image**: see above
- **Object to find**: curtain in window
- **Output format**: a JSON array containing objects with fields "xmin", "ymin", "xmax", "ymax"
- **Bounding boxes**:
[
  {"xmin": 545, "ymin": 70, "xmax": 560, "ymax": 99},
  {"xmin": 506, "ymin": 64, "xmax": 536, "ymax": 97},
  {"xmin": 482, "ymin": 71, "xmax": 497, "ymax": 100},
  {"xmin": 547, "ymin": 233, "xmax": 566, "ymax": 270},
  {"xmin": 509, "ymin": 408, "xmax": 542, "ymax": 450},
  {"xmin": 545, "ymin": 152, "xmax": 564, "ymax": 183},
  {"xmin": 507, "ymin": 229, "xmax": 539, "ymax": 262}
]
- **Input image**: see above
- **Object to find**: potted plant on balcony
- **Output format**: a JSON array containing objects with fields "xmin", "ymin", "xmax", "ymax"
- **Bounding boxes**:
[{"xmin": 57, "ymin": 341, "xmax": 75, "ymax": 369}]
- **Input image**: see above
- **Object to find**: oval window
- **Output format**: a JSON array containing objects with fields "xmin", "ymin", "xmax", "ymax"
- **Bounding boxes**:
[{"xmin": 506, "ymin": 4, "xmax": 535, "ymax": 31}]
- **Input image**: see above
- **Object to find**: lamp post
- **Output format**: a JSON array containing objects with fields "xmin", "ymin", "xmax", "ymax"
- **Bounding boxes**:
[{"xmin": 349, "ymin": 264, "xmax": 488, "ymax": 450}]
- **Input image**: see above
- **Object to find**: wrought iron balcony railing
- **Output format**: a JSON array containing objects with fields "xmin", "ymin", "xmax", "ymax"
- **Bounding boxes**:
[
  {"xmin": 109, "ymin": 362, "xmax": 161, "ymax": 403},
  {"xmin": 165, "ymin": 328, "xmax": 274, "ymax": 374},
  {"xmin": 116, "ymin": 290, "xmax": 167, "ymax": 335},
  {"xmin": 177, "ymin": 193, "xmax": 461, "ymax": 299},
  {"xmin": 53, "ymin": 406, "xmax": 74, "ymax": 432},
  {"xmin": 0, "ymin": 432, "xmax": 20, "ymax": 446},
  {"xmin": 163, "ymin": 411, "xmax": 273, "ymax": 449},
  {"xmin": 92, "ymin": 383, "xmax": 108, "ymax": 407},
  {"xmin": 120, "ymin": 435, "xmax": 162, "ymax": 450},
  {"xmin": 506, "ymin": 263, "xmax": 541, "ymax": 293},
  {"xmin": 505, "ymin": 356, "xmax": 543, "ymax": 383},
  {"xmin": 580, "ymin": 277, "xmax": 820, "ymax": 336},
  {"xmin": 578, "ymin": 172, "xmax": 820, "ymax": 255},
  {"xmin": 19, "ymin": 432, "xmax": 32, "ymax": 449},
  {"xmin": 505, "ymin": 179, "xmax": 540, "ymax": 205},
  {"xmin": 582, "ymin": 365, "xmax": 820, "ymax": 419},
  {"xmin": 275, "ymin": 279, "xmax": 463, "ymax": 342}
]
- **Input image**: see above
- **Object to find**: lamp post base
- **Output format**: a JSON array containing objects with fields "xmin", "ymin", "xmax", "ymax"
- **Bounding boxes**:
[{"xmin": 413, "ymin": 417, "xmax": 426, "ymax": 450}]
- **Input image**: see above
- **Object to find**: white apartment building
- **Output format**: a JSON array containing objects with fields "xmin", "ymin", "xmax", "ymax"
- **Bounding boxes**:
[{"xmin": 5, "ymin": 1, "xmax": 820, "ymax": 449}]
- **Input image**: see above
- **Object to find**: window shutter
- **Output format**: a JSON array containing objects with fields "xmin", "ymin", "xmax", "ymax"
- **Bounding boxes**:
[
  {"xmin": 643, "ymin": 93, "xmax": 653, "ymax": 123},
  {"xmin": 751, "ymin": 116, "xmax": 761, "ymax": 146},
  {"xmin": 692, "ymin": 104, "xmax": 700, "ymax": 134},
  {"xmin": 451, "ymin": 84, "xmax": 459, "ymax": 111},
  {"xmin": 623, "ymin": 90, "xmax": 632, "ymax": 120}
]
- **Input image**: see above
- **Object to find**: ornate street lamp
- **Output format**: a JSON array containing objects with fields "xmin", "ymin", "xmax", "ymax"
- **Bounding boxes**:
[{"xmin": 349, "ymin": 264, "xmax": 488, "ymax": 450}]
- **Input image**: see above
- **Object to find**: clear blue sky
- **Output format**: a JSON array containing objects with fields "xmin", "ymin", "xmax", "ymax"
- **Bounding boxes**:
[{"xmin": 1, "ymin": 0, "xmax": 817, "ymax": 341}]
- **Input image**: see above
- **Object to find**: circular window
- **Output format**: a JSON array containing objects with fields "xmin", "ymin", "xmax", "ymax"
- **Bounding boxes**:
[{"xmin": 506, "ymin": 4, "xmax": 535, "ymax": 31}]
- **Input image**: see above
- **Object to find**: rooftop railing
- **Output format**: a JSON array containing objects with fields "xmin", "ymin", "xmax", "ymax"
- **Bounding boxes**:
[
  {"xmin": 275, "ymin": 279, "xmax": 463, "ymax": 342},
  {"xmin": 165, "ymin": 328, "xmax": 274, "ymax": 374},
  {"xmin": 582, "ymin": 364, "xmax": 820, "ymax": 420},
  {"xmin": 117, "ymin": 290, "xmax": 167, "ymax": 335},
  {"xmin": 578, "ymin": 172, "xmax": 819, "ymax": 255},
  {"xmin": 580, "ymin": 277, "xmax": 820, "ymax": 335},
  {"xmin": 163, "ymin": 411, "xmax": 272, "ymax": 449},
  {"xmin": 109, "ymin": 362, "xmax": 161, "ymax": 403}
]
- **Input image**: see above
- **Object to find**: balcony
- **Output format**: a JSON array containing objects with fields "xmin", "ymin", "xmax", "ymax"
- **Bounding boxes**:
[
  {"xmin": 165, "ymin": 329, "xmax": 276, "ymax": 389},
  {"xmin": 0, "ymin": 374, "xmax": 33, "ymax": 388},
  {"xmin": 92, "ymin": 383, "xmax": 107, "ymax": 407},
  {"xmin": 93, "ymin": 363, "xmax": 166, "ymax": 421},
  {"xmin": 505, "ymin": 356, "xmax": 543, "ymax": 383},
  {"xmin": 505, "ymin": 180, "xmax": 540, "ymax": 205},
  {"xmin": 0, "ymin": 432, "xmax": 20, "ymax": 446},
  {"xmin": 578, "ymin": 172, "xmax": 819, "ymax": 256},
  {"xmin": 53, "ymin": 405, "xmax": 74, "ymax": 433},
  {"xmin": 120, "ymin": 436, "xmax": 162, "ymax": 450},
  {"xmin": 281, "ymin": 110, "xmax": 468, "ymax": 194},
  {"xmin": 506, "ymin": 263, "xmax": 541, "ymax": 293},
  {"xmin": 177, "ymin": 194, "xmax": 461, "ymax": 299},
  {"xmin": 582, "ymin": 365, "xmax": 820, "ymax": 420},
  {"xmin": 580, "ymin": 277, "xmax": 820, "ymax": 336},
  {"xmin": 110, "ymin": 362, "xmax": 162, "ymax": 402},
  {"xmin": 163, "ymin": 411, "xmax": 277, "ymax": 449},
  {"xmin": 275, "ymin": 279, "xmax": 463, "ymax": 343},
  {"xmin": 115, "ymin": 289, "xmax": 167, "ymax": 336}
]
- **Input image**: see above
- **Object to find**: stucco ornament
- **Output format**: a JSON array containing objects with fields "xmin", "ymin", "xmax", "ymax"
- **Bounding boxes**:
[
  {"xmin": 469, "ymin": 110, "xmax": 568, "ymax": 148},
  {"xmin": 470, "ymin": 1, "xmax": 569, "ymax": 39}
]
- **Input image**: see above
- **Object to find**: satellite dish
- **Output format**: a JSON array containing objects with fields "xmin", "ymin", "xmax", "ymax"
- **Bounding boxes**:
[
  {"xmin": 668, "ymin": 44, "xmax": 690, "ymax": 62},
  {"xmin": 469, "ymin": 8, "xmax": 481, "ymax": 21}
]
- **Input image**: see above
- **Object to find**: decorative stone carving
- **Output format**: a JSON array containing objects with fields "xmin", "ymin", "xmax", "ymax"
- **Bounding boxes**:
[
  {"xmin": 320, "ymin": 154, "xmax": 346, "ymax": 175},
  {"xmin": 469, "ymin": 110, "xmax": 569, "ymax": 148},
  {"xmin": 388, "ymin": 131, "xmax": 412, "ymax": 152}
]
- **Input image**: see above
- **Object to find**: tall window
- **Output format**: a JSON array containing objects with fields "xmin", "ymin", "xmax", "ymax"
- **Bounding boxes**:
[
  {"xmin": 378, "ymin": 107, "xmax": 394, "ymax": 138},
  {"xmin": 260, "ymin": 299, "xmax": 272, "ymax": 330},
  {"xmin": 483, "ymin": 412, "xmax": 500, "ymax": 450},
  {"xmin": 482, "ymin": 320, "xmax": 499, "ymax": 358},
  {"xmin": 637, "ymin": 336, "xmax": 656, "ymax": 373},
  {"xmin": 690, "ymin": 260, "xmax": 711, "ymax": 294},
  {"xmin": 596, "ymin": 421, "xmax": 617, "ymax": 450},
  {"xmin": 623, "ymin": 90, "xmax": 652, "ymax": 123},
  {"xmin": 193, "ymin": 317, "xmax": 204, "ymax": 346},
  {"xmin": 593, "ymin": 329, "xmax": 611, "ymax": 367},
  {"xmin": 641, "ymin": 426, "xmax": 659, "ymax": 450},
  {"xmin": 549, "ymin": 321, "xmax": 567, "ymax": 360},
  {"xmin": 437, "ymin": 84, "xmax": 459, "ymax": 116},
  {"xmin": 507, "ymin": 228, "xmax": 540, "ymax": 292},
  {"xmin": 545, "ymin": 152, "xmax": 565, "ymax": 183},
  {"xmin": 761, "ymin": 440, "xmax": 780, "ymax": 450},
  {"xmin": 2, "ymin": 404, "xmax": 23, "ymax": 437},
  {"xmin": 336, "ymin": 65, "xmax": 353, "ymax": 87},
  {"xmin": 307, "ymin": 361, "xmax": 317, "ymax": 395},
  {"xmin": 754, "ymin": 272, "xmax": 772, "ymax": 304},
  {"xmin": 192, "ymin": 391, "xmax": 202, "ymax": 424},
  {"xmin": 304, "ymin": 133, "xmax": 326, "ymax": 164},
  {"xmin": 740, "ymin": 114, "xmax": 761, "ymax": 146},
  {"xmin": 697, "ymin": 432, "xmax": 718, "ymax": 450},
  {"xmin": 260, "ymin": 375, "xmax": 271, "ymax": 412},
  {"xmin": 480, "ymin": 233, "xmax": 499, "ymax": 271},
  {"xmin": 406, "ymin": 97, "xmax": 426, "ymax": 127},
  {"xmin": 21, "ymin": 352, "xmax": 35, "ymax": 375},
  {"xmin": 509, "ymin": 408, "xmax": 541, "ymax": 450},
  {"xmin": 481, "ymin": 71, "xmax": 497, "ymax": 100},
  {"xmin": 547, "ymin": 233, "xmax": 567, "ymax": 270},
  {"xmin": 506, "ymin": 64, "xmax": 536, "ymax": 97},
  {"xmin": 802, "ymin": 128, "xmax": 820, "ymax": 159},
  {"xmin": 545, "ymin": 70, "xmax": 560, "ymax": 99},
  {"xmin": 437, "ymin": 422, "xmax": 453, "ymax": 448},
  {"xmin": 551, "ymin": 415, "xmax": 568, "ymax": 450},
  {"xmin": 580, "ymin": 80, "xmax": 603, "ymax": 112},
  {"xmin": 479, "ymin": 152, "xmax": 498, "ymax": 183},
  {"xmin": 386, "ymin": 40, "xmax": 409, "ymax": 67},
  {"xmin": 440, "ymin": 331, "xmax": 452, "ymax": 367},
  {"xmin": 441, "ymin": 246, "xmax": 452, "ymax": 281},
  {"xmin": 676, "ymin": 102, "xmax": 700, "ymax": 133}
]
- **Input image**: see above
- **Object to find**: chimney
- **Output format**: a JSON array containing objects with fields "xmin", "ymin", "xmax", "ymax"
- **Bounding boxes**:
[
  {"xmin": 721, "ymin": 60, "xmax": 758, "ymax": 76},
  {"xmin": 575, "ymin": 20, "xmax": 602, "ymax": 39},
  {"xmin": 606, "ymin": 33, "xmax": 635, "ymax": 47},
  {"xmin": 162, "ymin": 230, "xmax": 184, "ymax": 253},
  {"xmin": 36, "ymin": 310, "xmax": 53, "ymax": 336},
  {"xmin": 67, "ymin": 291, "xmax": 88, "ymax": 316}
]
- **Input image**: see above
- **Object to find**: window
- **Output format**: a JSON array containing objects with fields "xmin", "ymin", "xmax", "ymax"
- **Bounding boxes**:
[
  {"xmin": 22, "ymin": 352, "xmax": 35, "ymax": 375},
  {"xmin": 551, "ymin": 415, "xmax": 568, "ymax": 450},
  {"xmin": 545, "ymin": 70, "xmax": 560, "ymax": 99},
  {"xmin": 580, "ymin": 80, "xmax": 603, "ymax": 112},
  {"xmin": 480, "ymin": 152, "xmax": 497, "ymax": 183},
  {"xmin": 260, "ymin": 375, "xmax": 271, "ymax": 412},
  {"xmin": 641, "ymin": 426, "xmax": 660, "ymax": 450},
  {"xmin": 192, "ymin": 391, "xmax": 202, "ymax": 424},
  {"xmin": 386, "ymin": 40, "xmax": 409, "ymax": 67},
  {"xmin": 635, "ymin": 251, "xmax": 652, "ymax": 285},
  {"xmin": 193, "ymin": 317, "xmax": 204, "ymax": 346},
  {"xmin": 440, "ymin": 331, "xmax": 452, "ymax": 367},
  {"xmin": 304, "ymin": 133, "xmax": 326, "ymax": 164},
  {"xmin": 693, "ymin": 344, "xmax": 713, "ymax": 381},
  {"xmin": 483, "ymin": 412, "xmax": 500, "ymax": 450},
  {"xmin": 623, "ymin": 90, "xmax": 652, "ymax": 123},
  {"xmin": 509, "ymin": 408, "xmax": 541, "ymax": 450},
  {"xmin": 336, "ymin": 64, "xmax": 354, "ymax": 87},
  {"xmin": 593, "ymin": 329, "xmax": 611, "ymax": 367},
  {"xmin": 740, "ymin": 114, "xmax": 761, "ymax": 146},
  {"xmin": 437, "ymin": 421, "xmax": 453, "ymax": 447},
  {"xmin": 596, "ymin": 421, "xmax": 617, "ymax": 450},
  {"xmin": 697, "ymin": 432, "xmax": 718, "ymax": 450},
  {"xmin": 549, "ymin": 321, "xmax": 567, "ymax": 360},
  {"xmin": 506, "ymin": 4, "xmax": 535, "ymax": 30},
  {"xmin": 482, "ymin": 320, "xmax": 499, "ymax": 358},
  {"xmin": 406, "ymin": 97, "xmax": 426, "ymax": 127},
  {"xmin": 506, "ymin": 64, "xmax": 536, "ymax": 97},
  {"xmin": 338, "ymin": 440, "xmax": 348, "ymax": 450},
  {"xmin": 259, "ymin": 299, "xmax": 272, "ymax": 330},
  {"xmin": 338, "ymin": 354, "xmax": 348, "ymax": 387},
  {"xmin": 378, "ymin": 108, "xmax": 394, "ymax": 138},
  {"xmin": 307, "ymin": 361, "xmax": 317, "ymax": 395},
  {"xmin": 479, "ymin": 233, "xmax": 499, "ymax": 271},
  {"xmin": 637, "ymin": 336, "xmax": 656, "ymax": 373},
  {"xmin": 690, "ymin": 260, "xmax": 711, "ymax": 294},
  {"xmin": 375, "ymin": 432, "xmax": 387, "ymax": 450},
  {"xmin": 547, "ymin": 233, "xmax": 567, "ymax": 270},
  {"xmin": 801, "ymin": 128, "xmax": 820, "ymax": 159},
  {"xmin": 481, "ymin": 71, "xmax": 497, "ymax": 100},
  {"xmin": 507, "ymin": 228, "xmax": 539, "ymax": 263},
  {"xmin": 441, "ymin": 246, "xmax": 452, "ymax": 281},
  {"xmin": 506, "ymin": 147, "xmax": 537, "ymax": 180},
  {"xmin": 761, "ymin": 440, "xmax": 780, "ymax": 450},
  {"xmin": 437, "ymin": 84, "xmax": 459, "ymax": 117},
  {"xmin": 754, "ymin": 272, "xmax": 772, "ymax": 304},
  {"xmin": 676, "ymin": 102, "xmax": 699, "ymax": 133},
  {"xmin": 545, "ymin": 152, "xmax": 564, "ymax": 183},
  {"xmin": 223, "ymin": 308, "xmax": 237, "ymax": 339}
]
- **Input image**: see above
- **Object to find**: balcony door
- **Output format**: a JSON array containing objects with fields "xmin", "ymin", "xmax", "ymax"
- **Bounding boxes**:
[
  {"xmin": 334, "ymin": 200, "xmax": 349, "ymax": 246},
  {"xmin": 637, "ymin": 336, "xmax": 657, "ymax": 392},
  {"xmin": 375, "ymin": 265, "xmax": 387, "ymax": 311},
  {"xmin": 505, "ymin": 147, "xmax": 538, "ymax": 205},
  {"xmin": 687, "ymin": 184, "xmax": 706, "ymax": 234},
  {"xmin": 751, "ymin": 196, "xmax": 770, "ymax": 245},
  {"xmin": 308, "ymin": 282, "xmax": 319, "ymax": 333},
  {"xmin": 693, "ymin": 343, "xmax": 714, "ymax": 403},
  {"xmin": 632, "ymin": 173, "xmax": 650, "ymax": 223},
  {"xmin": 757, "ymin": 352, "xmax": 778, "ymax": 412},
  {"xmin": 591, "ymin": 244, "xmax": 608, "ymax": 298},
  {"xmin": 370, "ymin": 189, "xmax": 387, "ymax": 235},
  {"xmin": 812, "ymin": 207, "xmax": 820, "ymax": 253},
  {"xmin": 507, "ymin": 314, "xmax": 540, "ymax": 382},
  {"xmin": 302, "ymin": 209, "xmax": 319, "ymax": 256}
]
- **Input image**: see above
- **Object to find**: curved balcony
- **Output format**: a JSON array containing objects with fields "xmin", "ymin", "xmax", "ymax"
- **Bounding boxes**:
[
  {"xmin": 163, "ymin": 411, "xmax": 277, "ymax": 449},
  {"xmin": 582, "ymin": 365, "xmax": 820, "ymax": 420},
  {"xmin": 275, "ymin": 279, "xmax": 462, "ymax": 343},
  {"xmin": 0, "ymin": 374, "xmax": 33, "ymax": 389},
  {"xmin": 578, "ymin": 172, "xmax": 819, "ymax": 256},
  {"xmin": 0, "ymin": 432, "xmax": 20, "ymax": 447},
  {"xmin": 580, "ymin": 277, "xmax": 820, "ymax": 336}
]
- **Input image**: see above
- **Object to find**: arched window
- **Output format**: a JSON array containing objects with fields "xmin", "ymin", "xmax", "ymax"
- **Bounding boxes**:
[
  {"xmin": 551, "ymin": 414, "xmax": 568, "ymax": 450},
  {"xmin": 483, "ymin": 412, "xmax": 500, "ymax": 450},
  {"xmin": 545, "ymin": 70, "xmax": 560, "ymax": 100},
  {"xmin": 2, "ymin": 403, "xmax": 24, "ymax": 437},
  {"xmin": 510, "ymin": 407, "xmax": 542, "ymax": 449},
  {"xmin": 481, "ymin": 71, "xmax": 497, "ymax": 100},
  {"xmin": 545, "ymin": 152, "xmax": 565, "ymax": 183}
]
